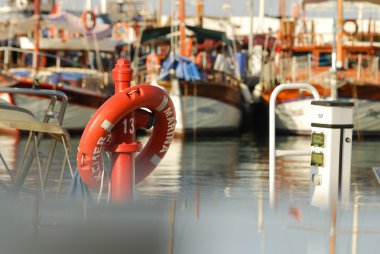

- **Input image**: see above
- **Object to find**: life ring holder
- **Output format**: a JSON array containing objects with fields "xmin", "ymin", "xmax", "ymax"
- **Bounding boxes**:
[
  {"xmin": 77, "ymin": 84, "xmax": 176, "ymax": 189},
  {"xmin": 81, "ymin": 10, "xmax": 96, "ymax": 32},
  {"xmin": 343, "ymin": 19, "xmax": 358, "ymax": 37}
]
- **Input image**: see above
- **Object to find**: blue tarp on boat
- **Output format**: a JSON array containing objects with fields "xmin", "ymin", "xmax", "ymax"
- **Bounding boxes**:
[{"xmin": 159, "ymin": 55, "xmax": 201, "ymax": 81}]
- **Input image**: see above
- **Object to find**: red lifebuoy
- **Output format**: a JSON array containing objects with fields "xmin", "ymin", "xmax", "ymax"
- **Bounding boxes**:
[
  {"xmin": 77, "ymin": 84, "xmax": 176, "ymax": 189},
  {"xmin": 81, "ymin": 10, "xmax": 96, "ymax": 31},
  {"xmin": 146, "ymin": 53, "xmax": 161, "ymax": 72}
]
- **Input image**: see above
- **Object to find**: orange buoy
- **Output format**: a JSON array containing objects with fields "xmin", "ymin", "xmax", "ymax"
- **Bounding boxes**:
[
  {"xmin": 81, "ymin": 10, "xmax": 96, "ymax": 31},
  {"xmin": 113, "ymin": 22, "xmax": 130, "ymax": 40}
]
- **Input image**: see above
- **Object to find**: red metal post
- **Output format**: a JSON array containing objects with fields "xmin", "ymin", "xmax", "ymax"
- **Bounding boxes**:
[{"xmin": 109, "ymin": 59, "xmax": 139, "ymax": 203}]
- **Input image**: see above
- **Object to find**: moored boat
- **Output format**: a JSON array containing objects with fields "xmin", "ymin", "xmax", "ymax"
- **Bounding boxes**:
[
  {"xmin": 0, "ymin": 3, "xmax": 122, "ymax": 131},
  {"xmin": 255, "ymin": 0, "xmax": 380, "ymax": 136},
  {"xmin": 134, "ymin": 25, "xmax": 250, "ymax": 136}
]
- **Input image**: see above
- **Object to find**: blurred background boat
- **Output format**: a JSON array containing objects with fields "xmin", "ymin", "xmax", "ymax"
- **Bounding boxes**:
[
  {"xmin": 251, "ymin": 0, "xmax": 380, "ymax": 136},
  {"xmin": 0, "ymin": 1, "xmax": 119, "ymax": 130},
  {"xmin": 0, "ymin": 0, "xmax": 157, "ymax": 131},
  {"xmin": 132, "ymin": 0, "xmax": 252, "ymax": 136}
]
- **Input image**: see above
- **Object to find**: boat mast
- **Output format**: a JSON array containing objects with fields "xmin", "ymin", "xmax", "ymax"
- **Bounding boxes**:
[
  {"xmin": 33, "ymin": 0, "xmax": 41, "ymax": 75},
  {"xmin": 330, "ymin": 0, "xmax": 343, "ymax": 101},
  {"xmin": 101, "ymin": 0, "xmax": 107, "ymax": 14},
  {"xmin": 279, "ymin": 0, "xmax": 286, "ymax": 43},
  {"xmin": 336, "ymin": 0, "xmax": 343, "ymax": 69},
  {"xmin": 196, "ymin": 0, "xmax": 203, "ymax": 27},
  {"xmin": 86, "ymin": 0, "xmax": 92, "ymax": 10},
  {"xmin": 157, "ymin": 0, "xmax": 162, "ymax": 26},
  {"xmin": 179, "ymin": 0, "xmax": 186, "ymax": 56},
  {"xmin": 248, "ymin": 0, "xmax": 254, "ymax": 76},
  {"xmin": 258, "ymin": 0, "xmax": 264, "ymax": 33},
  {"xmin": 279, "ymin": 0, "xmax": 286, "ymax": 21}
]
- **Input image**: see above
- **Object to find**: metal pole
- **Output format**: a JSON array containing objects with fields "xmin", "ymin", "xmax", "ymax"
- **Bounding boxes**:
[
  {"xmin": 248, "ymin": 0, "xmax": 254, "ymax": 76},
  {"xmin": 292, "ymin": 56, "xmax": 296, "ymax": 81},
  {"xmin": 336, "ymin": 0, "xmax": 343, "ymax": 69},
  {"xmin": 196, "ymin": 0, "xmax": 203, "ymax": 27},
  {"xmin": 269, "ymin": 83, "xmax": 320, "ymax": 208},
  {"xmin": 308, "ymin": 53, "xmax": 312, "ymax": 79},
  {"xmin": 33, "ymin": 0, "xmax": 41, "ymax": 75},
  {"xmin": 258, "ymin": 0, "xmax": 265, "ymax": 33},
  {"xmin": 331, "ymin": 16, "xmax": 338, "ymax": 101},
  {"xmin": 179, "ymin": 0, "xmax": 186, "ymax": 56},
  {"xmin": 157, "ymin": 0, "xmax": 162, "ymax": 26},
  {"xmin": 357, "ymin": 54, "xmax": 361, "ymax": 81},
  {"xmin": 110, "ymin": 59, "xmax": 136, "ymax": 202}
]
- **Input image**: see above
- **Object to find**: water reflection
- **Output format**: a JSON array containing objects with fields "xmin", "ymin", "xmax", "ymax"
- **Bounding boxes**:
[
  {"xmin": 136, "ymin": 135, "xmax": 380, "ymax": 254},
  {"xmin": 0, "ymin": 130, "xmax": 18, "ymax": 186},
  {"xmin": 0, "ymin": 133, "xmax": 379, "ymax": 253}
]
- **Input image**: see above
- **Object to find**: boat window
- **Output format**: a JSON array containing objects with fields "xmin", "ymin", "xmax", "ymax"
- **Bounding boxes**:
[
  {"xmin": 318, "ymin": 52, "xmax": 332, "ymax": 67},
  {"xmin": 293, "ymin": 51, "xmax": 310, "ymax": 57}
]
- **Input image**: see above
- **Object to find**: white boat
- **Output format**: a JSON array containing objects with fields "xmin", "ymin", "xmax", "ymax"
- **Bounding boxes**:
[
  {"xmin": 256, "ymin": 0, "xmax": 380, "ymax": 136},
  {"xmin": 0, "ymin": 9, "xmax": 123, "ymax": 131},
  {"xmin": 270, "ymin": 96, "xmax": 380, "ymax": 135},
  {"xmin": 134, "ymin": 25, "xmax": 251, "ymax": 136},
  {"xmin": 157, "ymin": 76, "xmax": 244, "ymax": 135}
]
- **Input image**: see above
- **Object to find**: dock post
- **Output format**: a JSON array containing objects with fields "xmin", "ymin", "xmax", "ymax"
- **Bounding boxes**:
[{"xmin": 109, "ymin": 59, "xmax": 136, "ymax": 203}]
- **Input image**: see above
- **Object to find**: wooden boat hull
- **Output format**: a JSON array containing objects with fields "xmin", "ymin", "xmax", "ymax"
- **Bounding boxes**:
[
  {"xmin": 158, "ymin": 79, "xmax": 243, "ymax": 135},
  {"xmin": 1, "ymin": 79, "xmax": 109, "ymax": 132}
]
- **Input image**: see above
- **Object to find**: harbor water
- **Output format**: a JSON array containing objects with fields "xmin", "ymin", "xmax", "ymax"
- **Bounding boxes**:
[{"xmin": 0, "ymin": 133, "xmax": 379, "ymax": 254}]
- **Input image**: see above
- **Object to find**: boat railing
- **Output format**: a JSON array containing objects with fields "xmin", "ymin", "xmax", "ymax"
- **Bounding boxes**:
[
  {"xmin": 269, "ymin": 83, "xmax": 320, "ymax": 208},
  {"xmin": 0, "ymin": 46, "xmax": 111, "ymax": 91},
  {"xmin": 0, "ymin": 46, "xmax": 87, "ymax": 71},
  {"xmin": 294, "ymin": 31, "xmax": 380, "ymax": 47},
  {"xmin": 267, "ymin": 53, "xmax": 380, "ymax": 85}
]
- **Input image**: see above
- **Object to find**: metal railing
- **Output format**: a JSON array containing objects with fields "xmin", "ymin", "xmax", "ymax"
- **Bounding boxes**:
[
  {"xmin": 0, "ymin": 87, "xmax": 73, "ymax": 197},
  {"xmin": 0, "ymin": 46, "xmax": 86, "ymax": 71},
  {"xmin": 260, "ymin": 53, "xmax": 380, "ymax": 88},
  {"xmin": 269, "ymin": 83, "xmax": 320, "ymax": 208}
]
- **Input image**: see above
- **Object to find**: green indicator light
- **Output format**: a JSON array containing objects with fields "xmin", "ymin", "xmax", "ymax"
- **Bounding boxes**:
[
  {"xmin": 311, "ymin": 152, "xmax": 324, "ymax": 167},
  {"xmin": 311, "ymin": 132, "xmax": 325, "ymax": 147}
]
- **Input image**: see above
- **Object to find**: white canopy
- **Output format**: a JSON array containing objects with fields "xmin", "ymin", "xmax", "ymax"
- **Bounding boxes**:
[
  {"xmin": 0, "ymin": 11, "xmax": 112, "ymax": 41},
  {"xmin": 44, "ymin": 12, "xmax": 112, "ymax": 40},
  {"xmin": 303, "ymin": 0, "xmax": 380, "ymax": 5},
  {"xmin": 302, "ymin": 0, "xmax": 380, "ymax": 18}
]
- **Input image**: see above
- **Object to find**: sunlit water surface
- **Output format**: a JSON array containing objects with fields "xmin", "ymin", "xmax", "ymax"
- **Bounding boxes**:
[{"xmin": 0, "ymin": 133, "xmax": 379, "ymax": 254}]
